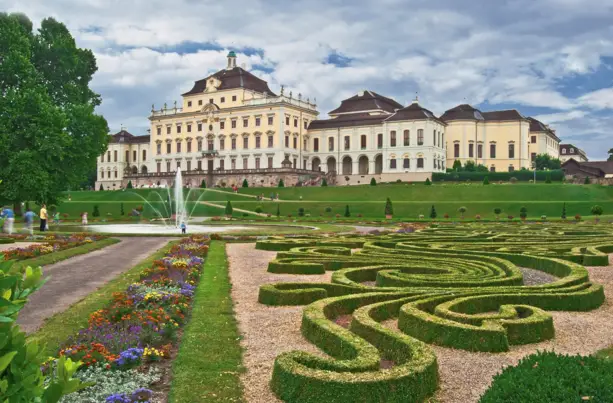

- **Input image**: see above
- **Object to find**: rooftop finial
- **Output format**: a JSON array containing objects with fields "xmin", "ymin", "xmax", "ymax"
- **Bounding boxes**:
[
  {"xmin": 227, "ymin": 51, "xmax": 237, "ymax": 70},
  {"xmin": 412, "ymin": 92, "xmax": 419, "ymax": 104},
  {"xmin": 280, "ymin": 85, "xmax": 285, "ymax": 95}
]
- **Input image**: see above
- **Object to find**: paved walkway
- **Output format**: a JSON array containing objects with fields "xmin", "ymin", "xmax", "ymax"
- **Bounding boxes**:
[
  {"xmin": 0, "ymin": 241, "xmax": 40, "ymax": 252},
  {"xmin": 199, "ymin": 201, "xmax": 269, "ymax": 217},
  {"xmin": 17, "ymin": 237, "xmax": 172, "ymax": 334}
]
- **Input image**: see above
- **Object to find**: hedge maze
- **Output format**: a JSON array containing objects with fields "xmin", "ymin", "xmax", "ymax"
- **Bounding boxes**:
[{"xmin": 255, "ymin": 224, "xmax": 612, "ymax": 402}]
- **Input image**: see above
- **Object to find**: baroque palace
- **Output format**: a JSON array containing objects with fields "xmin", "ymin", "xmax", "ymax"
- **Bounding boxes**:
[{"xmin": 96, "ymin": 52, "xmax": 565, "ymax": 189}]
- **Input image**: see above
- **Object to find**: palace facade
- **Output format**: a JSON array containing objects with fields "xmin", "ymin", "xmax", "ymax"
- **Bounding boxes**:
[
  {"xmin": 559, "ymin": 144, "xmax": 588, "ymax": 163},
  {"xmin": 95, "ymin": 52, "xmax": 566, "ymax": 189}
]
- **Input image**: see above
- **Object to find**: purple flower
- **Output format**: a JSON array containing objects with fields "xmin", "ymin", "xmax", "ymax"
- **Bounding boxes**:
[
  {"xmin": 115, "ymin": 347, "xmax": 144, "ymax": 367},
  {"xmin": 106, "ymin": 394, "xmax": 131, "ymax": 403}
]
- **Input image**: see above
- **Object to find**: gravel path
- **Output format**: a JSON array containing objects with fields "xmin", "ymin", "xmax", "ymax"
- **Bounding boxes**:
[
  {"xmin": 17, "ymin": 237, "xmax": 172, "ymax": 334},
  {"xmin": 227, "ymin": 243, "xmax": 331, "ymax": 403},
  {"xmin": 519, "ymin": 267, "xmax": 559, "ymax": 285},
  {"xmin": 0, "ymin": 241, "xmax": 40, "ymax": 252}
]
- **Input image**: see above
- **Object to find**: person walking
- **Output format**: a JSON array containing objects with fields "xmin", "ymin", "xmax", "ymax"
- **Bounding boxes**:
[
  {"xmin": 39, "ymin": 204, "xmax": 48, "ymax": 232},
  {"xmin": 24, "ymin": 208, "xmax": 35, "ymax": 236},
  {"xmin": 81, "ymin": 212, "xmax": 88, "ymax": 226},
  {"xmin": 180, "ymin": 221, "xmax": 187, "ymax": 234},
  {"xmin": 53, "ymin": 211, "xmax": 60, "ymax": 226},
  {"xmin": 1, "ymin": 206, "xmax": 15, "ymax": 235}
]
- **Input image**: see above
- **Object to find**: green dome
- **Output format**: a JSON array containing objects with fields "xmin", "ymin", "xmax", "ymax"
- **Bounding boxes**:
[{"xmin": 227, "ymin": 51, "xmax": 237, "ymax": 57}]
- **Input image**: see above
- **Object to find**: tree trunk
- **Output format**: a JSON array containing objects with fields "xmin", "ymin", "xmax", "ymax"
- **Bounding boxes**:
[{"xmin": 13, "ymin": 201, "xmax": 22, "ymax": 217}]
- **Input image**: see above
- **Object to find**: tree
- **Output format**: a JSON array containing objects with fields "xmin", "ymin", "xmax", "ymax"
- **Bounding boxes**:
[
  {"xmin": 483, "ymin": 176, "xmax": 490, "ymax": 185},
  {"xmin": 535, "ymin": 154, "xmax": 562, "ymax": 170},
  {"xmin": 561, "ymin": 202, "xmax": 567, "ymax": 219},
  {"xmin": 126, "ymin": 180, "xmax": 133, "ymax": 189},
  {"xmin": 225, "ymin": 201, "xmax": 233, "ymax": 216},
  {"xmin": 385, "ymin": 198, "xmax": 393, "ymax": 217},
  {"xmin": 591, "ymin": 205, "xmax": 603, "ymax": 217},
  {"xmin": 370, "ymin": 178, "xmax": 377, "ymax": 186},
  {"xmin": 458, "ymin": 206, "xmax": 467, "ymax": 219},
  {"xmin": 321, "ymin": 178, "xmax": 328, "ymax": 187},
  {"xmin": 545, "ymin": 172, "xmax": 552, "ymax": 184},
  {"xmin": 494, "ymin": 208, "xmax": 502, "ymax": 219},
  {"xmin": 99, "ymin": 184, "xmax": 104, "ymax": 191},
  {"xmin": 452, "ymin": 160, "xmax": 462, "ymax": 171},
  {"xmin": 608, "ymin": 148, "xmax": 613, "ymax": 161},
  {"xmin": 276, "ymin": 204, "xmax": 280, "ymax": 217},
  {"xmin": 520, "ymin": 206, "xmax": 528, "ymax": 220},
  {"xmin": 298, "ymin": 207, "xmax": 305, "ymax": 217},
  {"xmin": 242, "ymin": 179, "xmax": 248, "ymax": 188},
  {"xmin": 425, "ymin": 178, "xmax": 432, "ymax": 185},
  {"xmin": 584, "ymin": 176, "xmax": 591, "ymax": 184},
  {"xmin": 464, "ymin": 160, "xmax": 476, "ymax": 172},
  {"xmin": 476, "ymin": 164, "xmax": 489, "ymax": 172},
  {"xmin": 200, "ymin": 179, "xmax": 206, "ymax": 189},
  {"xmin": 120, "ymin": 202, "xmax": 125, "ymax": 216},
  {"xmin": 344, "ymin": 205, "xmax": 350, "ymax": 217},
  {"xmin": 0, "ymin": 14, "xmax": 109, "ymax": 206},
  {"xmin": 92, "ymin": 204, "xmax": 100, "ymax": 217},
  {"xmin": 430, "ymin": 205, "xmax": 437, "ymax": 219},
  {"xmin": 278, "ymin": 179, "xmax": 285, "ymax": 188}
]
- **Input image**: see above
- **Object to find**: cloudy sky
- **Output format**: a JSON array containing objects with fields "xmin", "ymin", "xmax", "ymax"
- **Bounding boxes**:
[{"xmin": 4, "ymin": 0, "xmax": 613, "ymax": 159}]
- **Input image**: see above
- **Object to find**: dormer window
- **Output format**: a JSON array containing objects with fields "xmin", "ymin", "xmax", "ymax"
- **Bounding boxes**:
[
  {"xmin": 562, "ymin": 149, "xmax": 567, "ymax": 154},
  {"xmin": 570, "ymin": 148, "xmax": 574, "ymax": 153}
]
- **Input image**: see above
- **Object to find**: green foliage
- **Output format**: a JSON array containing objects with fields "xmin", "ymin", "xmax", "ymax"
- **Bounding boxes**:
[
  {"xmin": 0, "ymin": 14, "xmax": 109, "ymax": 206},
  {"xmin": 344, "ymin": 205, "xmax": 350, "ymax": 217},
  {"xmin": 242, "ymin": 179, "xmax": 248, "ymax": 188},
  {"xmin": 464, "ymin": 160, "xmax": 476, "ymax": 172},
  {"xmin": 120, "ymin": 202, "xmax": 124, "ymax": 216},
  {"xmin": 452, "ymin": 160, "xmax": 462, "ymax": 171},
  {"xmin": 608, "ymin": 148, "xmax": 613, "ymax": 161},
  {"xmin": 584, "ymin": 176, "xmax": 591, "ymax": 184},
  {"xmin": 480, "ymin": 351, "xmax": 613, "ymax": 403},
  {"xmin": 370, "ymin": 178, "xmax": 376, "ymax": 186},
  {"xmin": 433, "ymin": 170, "xmax": 564, "ymax": 182},
  {"xmin": 276, "ymin": 204, "xmax": 280, "ymax": 217},
  {"xmin": 429, "ymin": 205, "xmax": 437, "ymax": 219},
  {"xmin": 591, "ymin": 205, "xmax": 603, "ymax": 216},
  {"xmin": 255, "ymin": 205, "xmax": 263, "ymax": 214},
  {"xmin": 200, "ymin": 179, "xmax": 206, "ymax": 189},
  {"xmin": 325, "ymin": 207, "xmax": 332, "ymax": 213},
  {"xmin": 520, "ymin": 206, "xmax": 528, "ymax": 220},
  {"xmin": 483, "ymin": 176, "xmax": 489, "ymax": 185},
  {"xmin": 126, "ymin": 180, "xmax": 133, "ymax": 189},
  {"xmin": 458, "ymin": 206, "xmax": 467, "ymax": 218},
  {"xmin": 278, "ymin": 179, "xmax": 285, "ymax": 188},
  {"xmin": 321, "ymin": 178, "xmax": 327, "ymax": 187},
  {"xmin": 297, "ymin": 207, "xmax": 305, "ymax": 217},
  {"xmin": 561, "ymin": 202, "xmax": 567, "ymax": 219},
  {"xmin": 545, "ymin": 171, "xmax": 552, "ymax": 184},
  {"xmin": 92, "ymin": 204, "xmax": 100, "ymax": 217},
  {"xmin": 0, "ymin": 260, "xmax": 88, "ymax": 402},
  {"xmin": 224, "ymin": 201, "xmax": 233, "ymax": 216},
  {"xmin": 424, "ymin": 178, "xmax": 432, "ymax": 186},
  {"xmin": 494, "ymin": 208, "xmax": 502, "ymax": 218},
  {"xmin": 535, "ymin": 154, "xmax": 562, "ymax": 170},
  {"xmin": 99, "ymin": 184, "xmax": 104, "ymax": 191},
  {"xmin": 385, "ymin": 198, "xmax": 393, "ymax": 216}
]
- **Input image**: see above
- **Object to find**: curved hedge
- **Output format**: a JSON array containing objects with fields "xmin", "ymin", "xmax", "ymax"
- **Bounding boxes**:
[{"xmin": 255, "ymin": 223, "xmax": 612, "ymax": 402}]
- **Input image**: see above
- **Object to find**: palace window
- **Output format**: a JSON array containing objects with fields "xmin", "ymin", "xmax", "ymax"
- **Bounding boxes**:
[
  {"xmin": 177, "ymin": 125, "xmax": 182, "ymax": 134},
  {"xmin": 293, "ymin": 137, "xmax": 297, "ymax": 149},
  {"xmin": 101, "ymin": 153, "xmax": 105, "ymax": 163},
  {"xmin": 187, "ymin": 124, "xmax": 192, "ymax": 133},
  {"xmin": 314, "ymin": 138, "xmax": 319, "ymax": 152},
  {"xmin": 268, "ymin": 116, "xmax": 274, "ymax": 125},
  {"xmin": 469, "ymin": 143, "xmax": 474, "ymax": 158},
  {"xmin": 390, "ymin": 159, "xmax": 397, "ymax": 169},
  {"xmin": 157, "ymin": 144, "xmax": 161, "ymax": 155},
  {"xmin": 490, "ymin": 144, "xmax": 496, "ymax": 158},
  {"xmin": 187, "ymin": 141, "xmax": 192, "ymax": 153},
  {"xmin": 176, "ymin": 161, "xmax": 181, "ymax": 170},
  {"xmin": 157, "ymin": 162, "xmax": 161, "ymax": 173},
  {"xmin": 243, "ymin": 158, "xmax": 248, "ymax": 169},
  {"xmin": 303, "ymin": 139, "xmax": 307, "ymax": 151},
  {"xmin": 198, "ymin": 100, "xmax": 203, "ymax": 106},
  {"xmin": 285, "ymin": 136, "xmax": 289, "ymax": 147},
  {"xmin": 231, "ymin": 120, "xmax": 237, "ymax": 129},
  {"xmin": 166, "ymin": 161, "xmax": 171, "ymax": 172},
  {"xmin": 232, "ymin": 138, "xmax": 237, "ymax": 150},
  {"xmin": 268, "ymin": 135, "xmax": 273, "ymax": 148},
  {"xmin": 508, "ymin": 143, "xmax": 515, "ymax": 159},
  {"xmin": 133, "ymin": 150, "xmax": 137, "ymax": 161},
  {"xmin": 329, "ymin": 137, "xmax": 334, "ymax": 151},
  {"xmin": 243, "ymin": 118, "xmax": 248, "ymax": 128},
  {"xmin": 377, "ymin": 133, "xmax": 383, "ymax": 149},
  {"xmin": 531, "ymin": 136, "xmax": 537, "ymax": 143},
  {"xmin": 417, "ymin": 157, "xmax": 424, "ymax": 168},
  {"xmin": 293, "ymin": 158, "xmax": 297, "ymax": 168},
  {"xmin": 255, "ymin": 157, "xmax": 260, "ymax": 169},
  {"xmin": 403, "ymin": 130, "xmax": 410, "ymax": 146},
  {"xmin": 101, "ymin": 171, "xmax": 104, "ymax": 179},
  {"xmin": 221, "ymin": 97, "xmax": 225, "ymax": 103},
  {"xmin": 284, "ymin": 116, "xmax": 289, "ymax": 125},
  {"xmin": 232, "ymin": 95, "xmax": 237, "ymax": 101},
  {"xmin": 114, "ymin": 151, "xmax": 118, "ymax": 162},
  {"xmin": 197, "ymin": 160, "xmax": 202, "ymax": 171},
  {"xmin": 256, "ymin": 137, "xmax": 261, "ymax": 149},
  {"xmin": 562, "ymin": 148, "xmax": 567, "ymax": 154},
  {"xmin": 197, "ymin": 140, "xmax": 203, "ymax": 151},
  {"xmin": 125, "ymin": 151, "xmax": 129, "ymax": 162},
  {"xmin": 208, "ymin": 140, "xmax": 214, "ymax": 151},
  {"xmin": 167, "ymin": 143, "xmax": 171, "ymax": 154},
  {"xmin": 304, "ymin": 121, "xmax": 308, "ymax": 129},
  {"xmin": 490, "ymin": 165, "xmax": 496, "ymax": 172},
  {"xmin": 142, "ymin": 150, "xmax": 146, "ymax": 161},
  {"xmin": 243, "ymin": 137, "xmax": 248, "ymax": 149},
  {"xmin": 115, "ymin": 171, "xmax": 118, "ymax": 178},
  {"xmin": 531, "ymin": 152, "xmax": 537, "ymax": 161},
  {"xmin": 390, "ymin": 131, "xmax": 396, "ymax": 147},
  {"xmin": 166, "ymin": 126, "xmax": 171, "ymax": 135},
  {"xmin": 220, "ymin": 160, "xmax": 224, "ymax": 170},
  {"xmin": 417, "ymin": 129, "xmax": 424, "ymax": 145},
  {"xmin": 198, "ymin": 123, "xmax": 202, "ymax": 131},
  {"xmin": 570, "ymin": 148, "xmax": 575, "ymax": 153},
  {"xmin": 454, "ymin": 143, "xmax": 460, "ymax": 158},
  {"xmin": 509, "ymin": 165, "xmax": 515, "ymax": 172},
  {"xmin": 220, "ymin": 139, "xmax": 225, "ymax": 150},
  {"xmin": 294, "ymin": 118, "xmax": 298, "ymax": 127},
  {"xmin": 177, "ymin": 142, "xmax": 182, "ymax": 153},
  {"xmin": 477, "ymin": 144, "xmax": 483, "ymax": 159},
  {"xmin": 441, "ymin": 133, "xmax": 445, "ymax": 148},
  {"xmin": 220, "ymin": 121, "xmax": 225, "ymax": 130},
  {"xmin": 157, "ymin": 127, "xmax": 161, "ymax": 135},
  {"xmin": 433, "ymin": 130, "xmax": 436, "ymax": 146},
  {"xmin": 344, "ymin": 136, "xmax": 350, "ymax": 150},
  {"xmin": 187, "ymin": 101, "xmax": 192, "ymax": 107},
  {"xmin": 187, "ymin": 160, "xmax": 191, "ymax": 171},
  {"xmin": 231, "ymin": 159, "xmax": 236, "ymax": 169},
  {"xmin": 403, "ymin": 158, "xmax": 410, "ymax": 169},
  {"xmin": 268, "ymin": 157, "xmax": 273, "ymax": 168},
  {"xmin": 361, "ymin": 135, "xmax": 367, "ymax": 149},
  {"xmin": 209, "ymin": 98, "xmax": 213, "ymax": 104},
  {"xmin": 255, "ymin": 117, "xmax": 261, "ymax": 127}
]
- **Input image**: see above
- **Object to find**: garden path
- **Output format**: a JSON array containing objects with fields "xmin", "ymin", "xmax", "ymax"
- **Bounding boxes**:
[
  {"xmin": 17, "ymin": 237, "xmax": 173, "ymax": 334},
  {"xmin": 0, "ymin": 241, "xmax": 40, "ymax": 252}
]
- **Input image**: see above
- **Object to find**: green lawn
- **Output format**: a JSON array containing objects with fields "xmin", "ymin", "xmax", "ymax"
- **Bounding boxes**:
[{"xmin": 169, "ymin": 241, "xmax": 244, "ymax": 403}]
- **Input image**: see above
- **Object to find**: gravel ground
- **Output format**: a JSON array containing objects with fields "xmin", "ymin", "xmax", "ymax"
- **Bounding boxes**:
[
  {"xmin": 519, "ymin": 267, "xmax": 559, "ymax": 285},
  {"xmin": 227, "ymin": 243, "xmax": 331, "ymax": 403}
]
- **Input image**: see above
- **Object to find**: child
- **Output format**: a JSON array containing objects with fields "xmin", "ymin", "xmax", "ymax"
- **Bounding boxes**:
[
  {"xmin": 53, "ymin": 211, "xmax": 60, "ymax": 226},
  {"xmin": 81, "ymin": 212, "xmax": 88, "ymax": 226},
  {"xmin": 180, "ymin": 221, "xmax": 187, "ymax": 234}
]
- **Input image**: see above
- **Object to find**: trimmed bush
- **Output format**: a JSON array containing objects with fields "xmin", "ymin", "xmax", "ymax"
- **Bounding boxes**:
[
  {"xmin": 92, "ymin": 205, "xmax": 100, "ymax": 217},
  {"xmin": 200, "ymin": 179, "xmax": 206, "ymax": 188},
  {"xmin": 242, "ymin": 179, "xmax": 249, "ymax": 188},
  {"xmin": 584, "ymin": 176, "xmax": 591, "ymax": 184},
  {"xmin": 433, "ymin": 170, "xmax": 564, "ymax": 182},
  {"xmin": 126, "ymin": 180, "xmax": 133, "ymax": 189},
  {"xmin": 385, "ymin": 198, "xmax": 393, "ymax": 217},
  {"xmin": 99, "ymin": 184, "xmax": 104, "ymax": 191},
  {"xmin": 225, "ymin": 201, "xmax": 233, "ymax": 216},
  {"xmin": 278, "ymin": 179, "xmax": 285, "ymax": 188},
  {"xmin": 370, "ymin": 178, "xmax": 376, "ymax": 186},
  {"xmin": 429, "ymin": 205, "xmax": 437, "ymax": 219},
  {"xmin": 344, "ymin": 205, "xmax": 350, "ymax": 217},
  {"xmin": 425, "ymin": 178, "xmax": 432, "ymax": 186},
  {"xmin": 321, "ymin": 178, "xmax": 327, "ymax": 187},
  {"xmin": 483, "ymin": 176, "xmax": 489, "ymax": 185}
]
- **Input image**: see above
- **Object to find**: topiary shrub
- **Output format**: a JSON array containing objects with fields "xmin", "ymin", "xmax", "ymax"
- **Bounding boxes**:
[
  {"xmin": 584, "ymin": 176, "xmax": 591, "ymax": 184},
  {"xmin": 255, "ymin": 205, "xmax": 263, "ymax": 214},
  {"xmin": 480, "ymin": 351, "xmax": 613, "ymax": 403},
  {"xmin": 561, "ymin": 202, "xmax": 567, "ymax": 220},
  {"xmin": 242, "ymin": 179, "xmax": 249, "ymax": 188},
  {"xmin": 509, "ymin": 177, "xmax": 518, "ymax": 184},
  {"xmin": 545, "ymin": 172, "xmax": 552, "ymax": 184},
  {"xmin": 200, "ymin": 179, "xmax": 206, "ymax": 188},
  {"xmin": 325, "ymin": 207, "xmax": 332, "ymax": 213},
  {"xmin": 520, "ymin": 206, "xmax": 528, "ymax": 220},
  {"xmin": 278, "ymin": 179, "xmax": 285, "ymax": 188},
  {"xmin": 120, "ymin": 203, "xmax": 125, "ymax": 216},
  {"xmin": 298, "ymin": 207, "xmax": 305, "ymax": 217},
  {"xmin": 344, "ymin": 205, "xmax": 351, "ymax": 217},
  {"xmin": 494, "ymin": 208, "xmax": 502, "ymax": 220},
  {"xmin": 483, "ymin": 176, "xmax": 490, "ymax": 185},
  {"xmin": 127, "ymin": 180, "xmax": 133, "ymax": 189},
  {"xmin": 276, "ymin": 204, "xmax": 281, "ymax": 217},
  {"xmin": 225, "ymin": 201, "xmax": 233, "ymax": 216},
  {"xmin": 321, "ymin": 178, "xmax": 327, "ymax": 187},
  {"xmin": 243, "ymin": 212, "xmax": 249, "ymax": 217},
  {"xmin": 425, "ymin": 178, "xmax": 432, "ymax": 186},
  {"xmin": 385, "ymin": 198, "xmax": 393, "ymax": 218},
  {"xmin": 429, "ymin": 205, "xmax": 437, "ymax": 219},
  {"xmin": 370, "ymin": 178, "xmax": 377, "ymax": 186},
  {"xmin": 99, "ymin": 184, "xmax": 104, "ymax": 191},
  {"xmin": 458, "ymin": 206, "xmax": 467, "ymax": 219},
  {"xmin": 92, "ymin": 205, "xmax": 100, "ymax": 217},
  {"xmin": 591, "ymin": 205, "xmax": 603, "ymax": 217}
]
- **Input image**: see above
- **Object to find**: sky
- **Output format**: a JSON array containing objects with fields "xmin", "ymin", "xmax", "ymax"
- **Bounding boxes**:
[{"xmin": 4, "ymin": 0, "xmax": 613, "ymax": 160}]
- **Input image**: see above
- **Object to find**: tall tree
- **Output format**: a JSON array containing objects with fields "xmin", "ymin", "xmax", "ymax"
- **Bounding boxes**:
[
  {"xmin": 535, "ymin": 154, "xmax": 562, "ymax": 170},
  {"xmin": 0, "ymin": 13, "xmax": 108, "ymax": 205},
  {"xmin": 608, "ymin": 148, "xmax": 613, "ymax": 161}
]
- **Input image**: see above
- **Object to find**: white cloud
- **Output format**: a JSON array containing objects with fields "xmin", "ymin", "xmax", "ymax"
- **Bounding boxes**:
[
  {"xmin": 533, "ymin": 110, "xmax": 588, "ymax": 123},
  {"xmin": 577, "ymin": 87, "xmax": 613, "ymax": 110}
]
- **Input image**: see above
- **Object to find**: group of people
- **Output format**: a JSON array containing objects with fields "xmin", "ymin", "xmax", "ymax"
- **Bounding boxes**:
[
  {"xmin": 255, "ymin": 193, "xmax": 281, "ymax": 201},
  {"xmin": 0, "ymin": 204, "xmax": 67, "ymax": 235}
]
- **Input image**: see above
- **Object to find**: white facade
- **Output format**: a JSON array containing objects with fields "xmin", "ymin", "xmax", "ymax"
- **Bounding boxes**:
[{"xmin": 96, "ymin": 131, "xmax": 150, "ymax": 190}]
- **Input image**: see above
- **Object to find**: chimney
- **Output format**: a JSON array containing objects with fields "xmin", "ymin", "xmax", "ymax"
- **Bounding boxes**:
[{"xmin": 227, "ymin": 51, "xmax": 237, "ymax": 70}]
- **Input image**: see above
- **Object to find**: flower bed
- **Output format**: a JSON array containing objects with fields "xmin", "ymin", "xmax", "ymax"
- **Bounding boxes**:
[
  {"xmin": 2, "ymin": 233, "xmax": 107, "ymax": 261},
  {"xmin": 43, "ymin": 236, "xmax": 210, "ymax": 402}
]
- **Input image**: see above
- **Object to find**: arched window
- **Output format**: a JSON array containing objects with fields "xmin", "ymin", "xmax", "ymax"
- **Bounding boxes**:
[
  {"xmin": 403, "ymin": 130, "xmax": 410, "ymax": 146},
  {"xmin": 403, "ymin": 158, "xmax": 410, "ymax": 168},
  {"xmin": 417, "ymin": 157, "xmax": 424, "ymax": 168},
  {"xmin": 390, "ymin": 159, "xmax": 397, "ymax": 169}
]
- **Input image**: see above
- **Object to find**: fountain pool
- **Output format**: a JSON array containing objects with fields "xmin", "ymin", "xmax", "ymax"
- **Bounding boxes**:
[{"xmin": 59, "ymin": 223, "xmax": 317, "ymax": 235}]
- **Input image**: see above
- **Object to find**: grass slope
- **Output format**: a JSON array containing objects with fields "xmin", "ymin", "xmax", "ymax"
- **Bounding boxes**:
[
  {"xmin": 169, "ymin": 241, "xmax": 244, "ymax": 403},
  {"xmin": 28, "ymin": 240, "xmax": 174, "ymax": 357}
]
